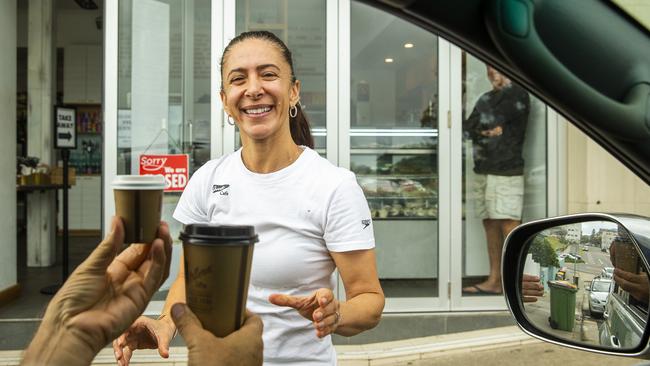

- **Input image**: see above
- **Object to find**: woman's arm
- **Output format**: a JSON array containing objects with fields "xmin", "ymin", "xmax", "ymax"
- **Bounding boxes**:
[
  {"xmin": 331, "ymin": 249, "xmax": 385, "ymax": 336},
  {"xmin": 267, "ymin": 248, "xmax": 384, "ymax": 338},
  {"xmin": 158, "ymin": 251, "xmax": 187, "ymax": 332}
]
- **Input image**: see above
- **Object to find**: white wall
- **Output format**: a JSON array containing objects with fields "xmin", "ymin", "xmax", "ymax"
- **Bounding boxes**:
[
  {"xmin": 566, "ymin": 119, "xmax": 650, "ymax": 215},
  {"xmin": 612, "ymin": 0, "xmax": 650, "ymax": 29},
  {"xmin": 0, "ymin": 0, "xmax": 18, "ymax": 291}
]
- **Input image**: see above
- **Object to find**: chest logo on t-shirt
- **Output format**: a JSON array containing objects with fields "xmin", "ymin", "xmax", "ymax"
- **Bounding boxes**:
[
  {"xmin": 212, "ymin": 184, "xmax": 230, "ymax": 196},
  {"xmin": 362, "ymin": 219, "xmax": 371, "ymax": 229}
]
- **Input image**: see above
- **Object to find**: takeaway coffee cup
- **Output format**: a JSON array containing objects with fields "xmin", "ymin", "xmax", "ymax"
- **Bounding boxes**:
[
  {"xmin": 112, "ymin": 175, "xmax": 166, "ymax": 244},
  {"xmin": 614, "ymin": 239, "xmax": 639, "ymax": 273},
  {"xmin": 180, "ymin": 224, "xmax": 258, "ymax": 337}
]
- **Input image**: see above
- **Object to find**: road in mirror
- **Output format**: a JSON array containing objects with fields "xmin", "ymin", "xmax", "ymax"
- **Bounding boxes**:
[{"xmin": 521, "ymin": 220, "xmax": 649, "ymax": 351}]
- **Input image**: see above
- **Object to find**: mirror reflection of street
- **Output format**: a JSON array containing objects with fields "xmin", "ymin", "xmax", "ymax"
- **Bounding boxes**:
[{"xmin": 521, "ymin": 221, "xmax": 647, "ymax": 350}]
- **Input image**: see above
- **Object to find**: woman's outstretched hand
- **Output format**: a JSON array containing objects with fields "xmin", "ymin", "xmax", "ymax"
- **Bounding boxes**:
[{"xmin": 269, "ymin": 288, "xmax": 340, "ymax": 338}]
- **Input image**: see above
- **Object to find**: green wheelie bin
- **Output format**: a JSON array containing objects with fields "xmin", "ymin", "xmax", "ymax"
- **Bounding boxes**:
[{"xmin": 548, "ymin": 280, "xmax": 578, "ymax": 332}]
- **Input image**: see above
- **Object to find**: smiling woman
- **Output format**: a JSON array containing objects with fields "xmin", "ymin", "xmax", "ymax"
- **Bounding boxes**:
[
  {"xmin": 113, "ymin": 30, "xmax": 385, "ymax": 366},
  {"xmin": 219, "ymin": 31, "xmax": 313, "ymax": 158}
]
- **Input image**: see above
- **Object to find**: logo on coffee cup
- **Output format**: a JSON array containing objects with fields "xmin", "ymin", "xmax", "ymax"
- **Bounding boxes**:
[{"xmin": 188, "ymin": 265, "xmax": 214, "ymax": 284}]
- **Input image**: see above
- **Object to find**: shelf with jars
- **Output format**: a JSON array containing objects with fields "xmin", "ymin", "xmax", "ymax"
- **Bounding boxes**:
[
  {"xmin": 69, "ymin": 105, "xmax": 102, "ymax": 175},
  {"xmin": 357, "ymin": 175, "xmax": 438, "ymax": 220}
]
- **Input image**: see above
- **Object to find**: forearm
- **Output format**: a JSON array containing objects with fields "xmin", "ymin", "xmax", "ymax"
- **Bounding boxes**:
[
  {"xmin": 160, "ymin": 273, "xmax": 186, "ymax": 330},
  {"xmin": 335, "ymin": 292, "xmax": 384, "ymax": 337},
  {"xmin": 22, "ymin": 321, "xmax": 96, "ymax": 366}
]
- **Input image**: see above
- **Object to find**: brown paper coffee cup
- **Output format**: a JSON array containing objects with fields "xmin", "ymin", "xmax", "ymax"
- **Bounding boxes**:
[
  {"xmin": 614, "ymin": 240, "xmax": 638, "ymax": 273},
  {"xmin": 113, "ymin": 175, "xmax": 165, "ymax": 244},
  {"xmin": 180, "ymin": 224, "xmax": 258, "ymax": 338}
]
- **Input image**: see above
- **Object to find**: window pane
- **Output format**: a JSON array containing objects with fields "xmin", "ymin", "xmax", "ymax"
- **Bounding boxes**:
[
  {"xmin": 116, "ymin": 0, "xmax": 212, "ymax": 243},
  {"xmin": 351, "ymin": 1, "xmax": 439, "ymax": 298}
]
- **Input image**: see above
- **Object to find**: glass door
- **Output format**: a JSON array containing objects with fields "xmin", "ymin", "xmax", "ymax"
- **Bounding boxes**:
[
  {"xmin": 451, "ymin": 49, "xmax": 552, "ymax": 309},
  {"xmin": 104, "ymin": 0, "xmax": 213, "ymax": 301},
  {"xmin": 345, "ymin": 1, "xmax": 450, "ymax": 311}
]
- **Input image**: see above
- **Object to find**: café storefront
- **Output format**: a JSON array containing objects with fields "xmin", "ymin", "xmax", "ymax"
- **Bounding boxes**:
[{"xmin": 102, "ymin": 0, "xmax": 560, "ymax": 315}]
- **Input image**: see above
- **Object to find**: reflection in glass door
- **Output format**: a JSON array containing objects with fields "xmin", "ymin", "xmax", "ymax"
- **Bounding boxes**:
[
  {"xmin": 350, "ymin": 2, "xmax": 441, "ymax": 302},
  {"xmin": 459, "ymin": 53, "xmax": 548, "ymax": 303}
]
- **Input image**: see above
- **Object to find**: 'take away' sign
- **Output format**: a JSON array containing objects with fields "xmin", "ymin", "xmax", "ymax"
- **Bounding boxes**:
[{"xmin": 55, "ymin": 107, "xmax": 77, "ymax": 149}]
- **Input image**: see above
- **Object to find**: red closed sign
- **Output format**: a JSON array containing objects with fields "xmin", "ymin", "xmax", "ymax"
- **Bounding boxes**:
[{"xmin": 139, "ymin": 154, "xmax": 189, "ymax": 192}]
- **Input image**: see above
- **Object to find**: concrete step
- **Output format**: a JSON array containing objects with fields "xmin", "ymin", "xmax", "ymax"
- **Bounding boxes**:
[{"xmin": 0, "ymin": 325, "xmax": 538, "ymax": 366}]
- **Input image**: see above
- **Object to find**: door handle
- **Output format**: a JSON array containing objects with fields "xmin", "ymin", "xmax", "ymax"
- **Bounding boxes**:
[{"xmin": 610, "ymin": 335, "xmax": 620, "ymax": 348}]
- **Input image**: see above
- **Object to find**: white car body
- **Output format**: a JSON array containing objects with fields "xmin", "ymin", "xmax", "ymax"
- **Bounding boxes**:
[{"xmin": 589, "ymin": 279, "xmax": 613, "ymax": 317}]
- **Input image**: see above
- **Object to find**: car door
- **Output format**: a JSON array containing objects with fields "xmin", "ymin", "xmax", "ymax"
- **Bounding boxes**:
[{"xmin": 600, "ymin": 287, "xmax": 646, "ymax": 349}]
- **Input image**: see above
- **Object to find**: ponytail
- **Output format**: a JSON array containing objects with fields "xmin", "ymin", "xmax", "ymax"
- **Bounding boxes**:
[{"xmin": 289, "ymin": 103, "xmax": 314, "ymax": 149}]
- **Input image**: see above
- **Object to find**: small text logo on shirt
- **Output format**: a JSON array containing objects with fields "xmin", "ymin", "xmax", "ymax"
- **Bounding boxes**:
[
  {"xmin": 212, "ymin": 184, "xmax": 230, "ymax": 196},
  {"xmin": 361, "ymin": 219, "xmax": 371, "ymax": 229}
]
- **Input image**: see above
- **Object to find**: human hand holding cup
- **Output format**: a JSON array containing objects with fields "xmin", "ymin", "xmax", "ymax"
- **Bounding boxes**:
[
  {"xmin": 180, "ymin": 224, "xmax": 258, "ymax": 338},
  {"xmin": 611, "ymin": 239, "xmax": 639, "ymax": 273},
  {"xmin": 171, "ymin": 303, "xmax": 264, "ymax": 366}
]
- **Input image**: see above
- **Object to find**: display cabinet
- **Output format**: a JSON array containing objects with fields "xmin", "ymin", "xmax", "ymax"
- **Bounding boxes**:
[
  {"xmin": 350, "ymin": 128, "xmax": 438, "ymax": 220},
  {"xmin": 350, "ymin": 128, "xmax": 439, "ymax": 280}
]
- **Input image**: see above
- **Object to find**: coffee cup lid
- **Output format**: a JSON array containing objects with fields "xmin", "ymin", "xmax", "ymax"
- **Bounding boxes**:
[
  {"xmin": 112, "ymin": 175, "xmax": 166, "ymax": 190},
  {"xmin": 179, "ymin": 224, "xmax": 259, "ymax": 245}
]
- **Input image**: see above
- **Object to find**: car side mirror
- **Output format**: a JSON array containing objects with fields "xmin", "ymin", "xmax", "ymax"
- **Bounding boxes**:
[{"xmin": 502, "ymin": 213, "xmax": 650, "ymax": 356}]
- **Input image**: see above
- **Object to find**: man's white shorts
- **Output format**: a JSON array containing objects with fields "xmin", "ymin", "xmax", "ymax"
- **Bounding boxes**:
[{"xmin": 473, "ymin": 174, "xmax": 524, "ymax": 221}]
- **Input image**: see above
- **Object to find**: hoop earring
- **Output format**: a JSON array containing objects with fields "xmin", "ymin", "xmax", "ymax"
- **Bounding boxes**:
[
  {"xmin": 226, "ymin": 115, "xmax": 235, "ymax": 126},
  {"xmin": 289, "ymin": 105, "xmax": 298, "ymax": 118}
]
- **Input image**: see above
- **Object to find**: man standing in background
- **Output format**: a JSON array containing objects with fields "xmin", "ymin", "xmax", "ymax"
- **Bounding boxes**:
[{"xmin": 463, "ymin": 66, "xmax": 530, "ymax": 295}]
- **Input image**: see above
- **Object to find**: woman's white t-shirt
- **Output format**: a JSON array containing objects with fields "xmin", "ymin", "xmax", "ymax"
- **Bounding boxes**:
[{"xmin": 173, "ymin": 147, "xmax": 375, "ymax": 365}]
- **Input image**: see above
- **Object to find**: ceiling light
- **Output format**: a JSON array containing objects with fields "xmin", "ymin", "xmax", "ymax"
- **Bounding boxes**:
[
  {"xmin": 404, "ymin": 43, "xmax": 414, "ymax": 48},
  {"xmin": 384, "ymin": 58, "xmax": 394, "ymax": 63}
]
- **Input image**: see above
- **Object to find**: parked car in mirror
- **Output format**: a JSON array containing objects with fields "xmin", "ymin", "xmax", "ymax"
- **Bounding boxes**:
[
  {"xmin": 588, "ymin": 278, "xmax": 612, "ymax": 317},
  {"xmin": 599, "ymin": 267, "xmax": 614, "ymax": 279}
]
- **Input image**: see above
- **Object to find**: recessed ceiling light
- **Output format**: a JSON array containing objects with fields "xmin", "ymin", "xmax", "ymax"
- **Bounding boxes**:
[
  {"xmin": 404, "ymin": 43, "xmax": 414, "ymax": 48},
  {"xmin": 385, "ymin": 58, "xmax": 394, "ymax": 63}
]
